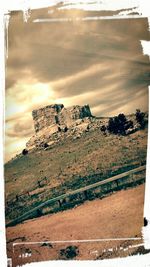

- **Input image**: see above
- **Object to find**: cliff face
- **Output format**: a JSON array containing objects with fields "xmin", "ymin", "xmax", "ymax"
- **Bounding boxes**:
[
  {"xmin": 26, "ymin": 104, "xmax": 94, "ymax": 149},
  {"xmin": 32, "ymin": 104, "xmax": 92, "ymax": 134},
  {"xmin": 32, "ymin": 104, "xmax": 64, "ymax": 133}
]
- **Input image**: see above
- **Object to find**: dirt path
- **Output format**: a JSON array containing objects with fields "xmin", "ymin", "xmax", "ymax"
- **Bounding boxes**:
[{"xmin": 7, "ymin": 184, "xmax": 145, "ymax": 264}]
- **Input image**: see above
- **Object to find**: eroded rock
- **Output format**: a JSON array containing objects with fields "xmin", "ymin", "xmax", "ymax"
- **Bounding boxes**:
[{"xmin": 26, "ymin": 104, "xmax": 94, "ymax": 150}]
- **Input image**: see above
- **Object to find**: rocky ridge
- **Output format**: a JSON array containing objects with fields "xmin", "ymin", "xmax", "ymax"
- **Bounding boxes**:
[
  {"xmin": 26, "ymin": 104, "xmax": 108, "ymax": 150},
  {"xmin": 26, "ymin": 104, "xmax": 145, "ymax": 151}
]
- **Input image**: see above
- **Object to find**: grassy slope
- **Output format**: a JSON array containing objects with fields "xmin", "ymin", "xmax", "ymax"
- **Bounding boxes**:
[{"xmin": 5, "ymin": 127, "xmax": 147, "ymax": 222}]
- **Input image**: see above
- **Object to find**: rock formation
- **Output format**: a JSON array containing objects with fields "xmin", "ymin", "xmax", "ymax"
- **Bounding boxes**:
[
  {"xmin": 26, "ymin": 104, "xmax": 97, "ymax": 150},
  {"xmin": 32, "ymin": 104, "xmax": 64, "ymax": 133},
  {"xmin": 32, "ymin": 104, "xmax": 92, "ymax": 134},
  {"xmin": 24, "ymin": 104, "xmax": 147, "ymax": 152}
]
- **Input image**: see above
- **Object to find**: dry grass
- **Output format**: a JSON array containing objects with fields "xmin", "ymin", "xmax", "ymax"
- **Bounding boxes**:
[{"xmin": 5, "ymin": 128, "xmax": 147, "ymax": 222}]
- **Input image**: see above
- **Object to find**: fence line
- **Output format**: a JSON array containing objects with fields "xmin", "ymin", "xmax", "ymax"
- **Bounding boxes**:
[{"xmin": 6, "ymin": 165, "xmax": 146, "ymax": 227}]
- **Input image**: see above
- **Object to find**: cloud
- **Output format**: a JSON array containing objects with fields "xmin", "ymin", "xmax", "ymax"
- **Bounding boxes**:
[
  {"xmin": 4, "ymin": 135, "xmax": 30, "ymax": 163},
  {"xmin": 6, "ymin": 118, "xmax": 34, "ymax": 138},
  {"xmin": 5, "ymin": 7, "xmax": 150, "ymax": 161},
  {"xmin": 7, "ymin": 10, "xmax": 150, "ymax": 89}
]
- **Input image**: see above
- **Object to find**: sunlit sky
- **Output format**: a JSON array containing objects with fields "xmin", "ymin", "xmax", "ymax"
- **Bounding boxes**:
[{"xmin": 5, "ymin": 4, "xmax": 150, "ymax": 162}]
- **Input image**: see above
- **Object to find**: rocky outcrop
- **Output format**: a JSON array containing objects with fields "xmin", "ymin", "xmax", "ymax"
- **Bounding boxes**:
[
  {"xmin": 32, "ymin": 104, "xmax": 64, "ymax": 133},
  {"xmin": 25, "ymin": 105, "xmax": 148, "ymax": 151},
  {"xmin": 26, "ymin": 104, "xmax": 96, "ymax": 150},
  {"xmin": 32, "ymin": 104, "xmax": 92, "ymax": 134}
]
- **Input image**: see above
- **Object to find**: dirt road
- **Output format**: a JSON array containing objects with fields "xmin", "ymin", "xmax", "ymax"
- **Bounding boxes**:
[{"xmin": 7, "ymin": 184, "xmax": 145, "ymax": 265}]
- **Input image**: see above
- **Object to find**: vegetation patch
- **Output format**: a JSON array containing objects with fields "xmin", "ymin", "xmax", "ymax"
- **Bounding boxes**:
[{"xmin": 59, "ymin": 246, "xmax": 79, "ymax": 260}]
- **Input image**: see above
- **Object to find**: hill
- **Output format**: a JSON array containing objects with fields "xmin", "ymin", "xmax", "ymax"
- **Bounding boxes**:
[
  {"xmin": 5, "ymin": 129, "xmax": 147, "ymax": 223},
  {"xmin": 4, "ymin": 105, "xmax": 148, "ymax": 224}
]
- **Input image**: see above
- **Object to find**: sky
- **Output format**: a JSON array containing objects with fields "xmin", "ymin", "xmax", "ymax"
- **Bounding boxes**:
[{"xmin": 5, "ymin": 4, "xmax": 150, "ymax": 162}]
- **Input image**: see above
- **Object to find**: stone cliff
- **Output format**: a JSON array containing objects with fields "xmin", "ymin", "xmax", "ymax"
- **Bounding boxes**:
[
  {"xmin": 26, "ymin": 103, "xmax": 139, "ymax": 151},
  {"xmin": 26, "ymin": 104, "xmax": 99, "ymax": 150},
  {"xmin": 32, "ymin": 104, "xmax": 92, "ymax": 134}
]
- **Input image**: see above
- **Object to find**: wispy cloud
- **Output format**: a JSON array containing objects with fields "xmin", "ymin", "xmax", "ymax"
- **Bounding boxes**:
[{"xmin": 5, "ymin": 7, "xmax": 150, "ymax": 161}]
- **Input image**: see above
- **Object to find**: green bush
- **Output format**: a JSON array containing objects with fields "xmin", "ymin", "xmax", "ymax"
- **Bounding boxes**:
[
  {"xmin": 135, "ymin": 109, "xmax": 147, "ymax": 129},
  {"xmin": 107, "ymin": 114, "xmax": 133, "ymax": 135}
]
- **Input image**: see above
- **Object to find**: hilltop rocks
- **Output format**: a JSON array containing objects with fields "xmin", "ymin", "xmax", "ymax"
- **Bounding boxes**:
[
  {"xmin": 32, "ymin": 104, "xmax": 64, "ymax": 133},
  {"xmin": 32, "ymin": 104, "xmax": 92, "ymax": 134},
  {"xmin": 26, "ymin": 104, "xmax": 95, "ymax": 150},
  {"xmin": 27, "ymin": 103, "xmax": 142, "ymax": 151}
]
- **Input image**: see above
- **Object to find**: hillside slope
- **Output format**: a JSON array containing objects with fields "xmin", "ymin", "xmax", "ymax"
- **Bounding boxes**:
[{"xmin": 5, "ymin": 124, "xmax": 147, "ymax": 223}]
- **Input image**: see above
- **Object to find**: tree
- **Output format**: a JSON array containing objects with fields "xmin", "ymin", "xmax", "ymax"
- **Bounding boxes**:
[
  {"xmin": 135, "ymin": 109, "xmax": 147, "ymax": 129},
  {"xmin": 107, "ymin": 113, "xmax": 133, "ymax": 135},
  {"xmin": 125, "ymin": 120, "xmax": 134, "ymax": 130}
]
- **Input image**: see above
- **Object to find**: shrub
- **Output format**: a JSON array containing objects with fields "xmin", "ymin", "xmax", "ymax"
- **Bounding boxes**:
[
  {"xmin": 43, "ymin": 143, "xmax": 49, "ymax": 149},
  {"xmin": 22, "ymin": 149, "xmax": 28, "ymax": 155},
  {"xmin": 64, "ymin": 126, "xmax": 68, "ymax": 132},
  {"xmin": 59, "ymin": 246, "xmax": 79, "ymax": 260},
  {"xmin": 100, "ymin": 125, "xmax": 107, "ymax": 134},
  {"xmin": 135, "ymin": 109, "xmax": 147, "ymax": 129},
  {"xmin": 107, "ymin": 113, "xmax": 133, "ymax": 135}
]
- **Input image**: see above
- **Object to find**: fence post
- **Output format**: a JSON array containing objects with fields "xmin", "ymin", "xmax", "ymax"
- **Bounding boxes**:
[
  {"xmin": 115, "ymin": 180, "xmax": 119, "ymax": 187},
  {"xmin": 63, "ymin": 198, "xmax": 66, "ymax": 204},
  {"xmin": 58, "ymin": 199, "xmax": 62, "ymax": 207},
  {"xmin": 84, "ymin": 191, "xmax": 88, "ymax": 199}
]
